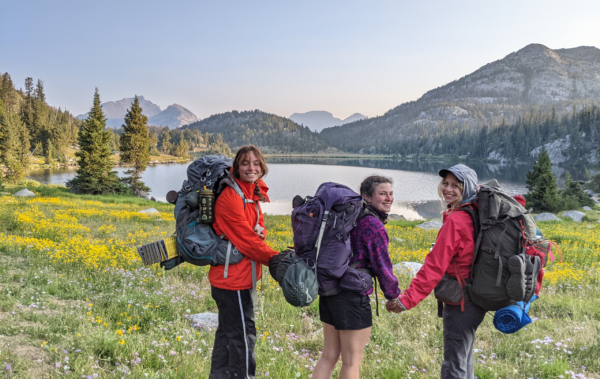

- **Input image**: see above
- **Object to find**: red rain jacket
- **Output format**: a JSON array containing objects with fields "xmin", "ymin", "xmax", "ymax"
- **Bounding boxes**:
[
  {"xmin": 209, "ymin": 177, "xmax": 279, "ymax": 291},
  {"xmin": 399, "ymin": 204, "xmax": 476, "ymax": 310}
]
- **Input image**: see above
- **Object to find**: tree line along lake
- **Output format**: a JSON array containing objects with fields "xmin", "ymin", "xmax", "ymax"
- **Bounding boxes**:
[{"xmin": 27, "ymin": 157, "xmax": 531, "ymax": 219}]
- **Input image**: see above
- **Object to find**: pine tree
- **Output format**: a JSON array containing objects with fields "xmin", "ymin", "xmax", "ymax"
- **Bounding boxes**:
[
  {"xmin": 20, "ymin": 77, "xmax": 35, "ymax": 141},
  {"xmin": 525, "ymin": 148, "xmax": 563, "ymax": 212},
  {"xmin": 0, "ymin": 100, "xmax": 30, "ymax": 183},
  {"xmin": 45, "ymin": 140, "xmax": 55, "ymax": 165},
  {"xmin": 67, "ymin": 88, "xmax": 124, "ymax": 194},
  {"xmin": 560, "ymin": 172, "xmax": 595, "ymax": 209},
  {"xmin": 159, "ymin": 130, "xmax": 172, "ymax": 154},
  {"xmin": 149, "ymin": 131, "xmax": 160, "ymax": 156},
  {"xmin": 174, "ymin": 139, "xmax": 189, "ymax": 159},
  {"xmin": 119, "ymin": 96, "xmax": 151, "ymax": 195}
]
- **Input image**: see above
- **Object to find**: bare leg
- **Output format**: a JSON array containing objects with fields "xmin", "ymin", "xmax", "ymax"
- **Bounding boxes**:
[
  {"xmin": 312, "ymin": 323, "xmax": 341, "ymax": 379},
  {"xmin": 338, "ymin": 327, "xmax": 371, "ymax": 379}
]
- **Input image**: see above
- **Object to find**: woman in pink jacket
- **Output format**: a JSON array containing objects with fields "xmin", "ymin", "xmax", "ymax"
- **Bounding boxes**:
[{"xmin": 391, "ymin": 164, "xmax": 486, "ymax": 379}]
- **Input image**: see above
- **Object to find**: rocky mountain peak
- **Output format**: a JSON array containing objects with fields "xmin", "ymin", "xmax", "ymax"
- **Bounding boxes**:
[
  {"xmin": 148, "ymin": 104, "xmax": 198, "ymax": 129},
  {"xmin": 76, "ymin": 96, "xmax": 198, "ymax": 129},
  {"xmin": 289, "ymin": 110, "xmax": 367, "ymax": 132}
]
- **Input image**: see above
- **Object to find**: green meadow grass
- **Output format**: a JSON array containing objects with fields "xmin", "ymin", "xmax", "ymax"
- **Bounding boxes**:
[{"xmin": 0, "ymin": 185, "xmax": 598, "ymax": 378}]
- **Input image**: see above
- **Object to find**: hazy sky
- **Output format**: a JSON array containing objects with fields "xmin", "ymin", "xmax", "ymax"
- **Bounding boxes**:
[{"xmin": 2, "ymin": 0, "xmax": 599, "ymax": 120}]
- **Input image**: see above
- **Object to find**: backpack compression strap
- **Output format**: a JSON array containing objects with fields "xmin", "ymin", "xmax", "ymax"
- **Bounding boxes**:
[
  {"xmin": 313, "ymin": 210, "xmax": 330, "ymax": 272},
  {"xmin": 350, "ymin": 260, "xmax": 379, "ymax": 316},
  {"xmin": 456, "ymin": 204, "xmax": 481, "ymax": 281}
]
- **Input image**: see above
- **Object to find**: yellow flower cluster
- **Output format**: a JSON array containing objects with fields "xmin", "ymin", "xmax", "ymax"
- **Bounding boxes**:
[
  {"xmin": 1, "ymin": 195, "xmax": 598, "ymax": 285},
  {"xmin": 0, "ymin": 196, "xmax": 171, "ymax": 270}
]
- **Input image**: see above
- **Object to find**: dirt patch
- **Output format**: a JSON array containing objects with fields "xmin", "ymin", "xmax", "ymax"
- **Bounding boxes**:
[
  {"xmin": 0, "ymin": 335, "xmax": 54, "ymax": 377},
  {"xmin": 47, "ymin": 296, "xmax": 81, "ymax": 307},
  {"xmin": 0, "ymin": 335, "xmax": 46, "ymax": 360},
  {"xmin": 17, "ymin": 321, "xmax": 44, "ymax": 328}
]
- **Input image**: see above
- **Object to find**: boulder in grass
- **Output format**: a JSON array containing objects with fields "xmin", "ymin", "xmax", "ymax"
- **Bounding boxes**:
[
  {"xmin": 583, "ymin": 206, "xmax": 592, "ymax": 211},
  {"xmin": 393, "ymin": 237, "xmax": 404, "ymax": 243},
  {"xmin": 14, "ymin": 189, "xmax": 36, "ymax": 197},
  {"xmin": 417, "ymin": 220, "xmax": 443, "ymax": 230},
  {"xmin": 190, "ymin": 312, "xmax": 219, "ymax": 331},
  {"xmin": 393, "ymin": 262, "xmax": 423, "ymax": 278},
  {"xmin": 137, "ymin": 208, "xmax": 159, "ymax": 216},
  {"xmin": 534, "ymin": 213, "xmax": 560, "ymax": 222},
  {"xmin": 562, "ymin": 211, "xmax": 586, "ymax": 222}
]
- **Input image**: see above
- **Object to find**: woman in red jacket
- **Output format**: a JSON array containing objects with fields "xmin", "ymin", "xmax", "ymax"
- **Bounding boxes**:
[
  {"xmin": 392, "ymin": 164, "xmax": 486, "ymax": 379},
  {"xmin": 209, "ymin": 145, "xmax": 279, "ymax": 379}
]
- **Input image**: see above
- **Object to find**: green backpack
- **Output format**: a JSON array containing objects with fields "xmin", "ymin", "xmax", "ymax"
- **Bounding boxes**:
[{"xmin": 458, "ymin": 180, "xmax": 549, "ymax": 311}]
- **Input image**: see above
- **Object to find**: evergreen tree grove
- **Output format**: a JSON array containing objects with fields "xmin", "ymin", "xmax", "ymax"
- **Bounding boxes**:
[
  {"xmin": 67, "ymin": 88, "xmax": 124, "ymax": 195},
  {"xmin": 0, "ymin": 99, "xmax": 30, "ymax": 183},
  {"xmin": 525, "ymin": 148, "xmax": 563, "ymax": 212},
  {"xmin": 119, "ymin": 95, "xmax": 151, "ymax": 194}
]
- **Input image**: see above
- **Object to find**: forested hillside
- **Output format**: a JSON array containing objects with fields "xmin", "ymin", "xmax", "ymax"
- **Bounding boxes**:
[
  {"xmin": 184, "ymin": 110, "xmax": 329, "ymax": 153},
  {"xmin": 0, "ymin": 72, "xmax": 82, "ymax": 181},
  {"xmin": 320, "ymin": 44, "xmax": 600, "ymax": 161}
]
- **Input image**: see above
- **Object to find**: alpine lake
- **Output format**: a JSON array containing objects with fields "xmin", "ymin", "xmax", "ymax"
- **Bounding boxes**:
[{"xmin": 27, "ymin": 157, "xmax": 530, "ymax": 220}]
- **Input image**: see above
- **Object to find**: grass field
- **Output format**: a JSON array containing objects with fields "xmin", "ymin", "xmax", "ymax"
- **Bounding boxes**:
[{"xmin": 0, "ymin": 185, "xmax": 598, "ymax": 378}]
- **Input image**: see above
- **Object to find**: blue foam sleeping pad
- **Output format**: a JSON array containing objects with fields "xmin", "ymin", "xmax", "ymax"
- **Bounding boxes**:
[{"xmin": 493, "ymin": 295, "xmax": 538, "ymax": 334}]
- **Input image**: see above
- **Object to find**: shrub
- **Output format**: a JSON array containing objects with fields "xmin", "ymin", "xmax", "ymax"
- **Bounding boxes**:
[{"xmin": 560, "ymin": 172, "xmax": 595, "ymax": 209}]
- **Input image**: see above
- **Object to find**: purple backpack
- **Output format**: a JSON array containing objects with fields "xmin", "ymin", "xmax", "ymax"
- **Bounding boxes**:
[{"xmin": 292, "ymin": 182, "xmax": 373, "ymax": 296}]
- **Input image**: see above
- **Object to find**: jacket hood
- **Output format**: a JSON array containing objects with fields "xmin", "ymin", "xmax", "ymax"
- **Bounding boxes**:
[{"xmin": 439, "ymin": 164, "xmax": 478, "ymax": 200}]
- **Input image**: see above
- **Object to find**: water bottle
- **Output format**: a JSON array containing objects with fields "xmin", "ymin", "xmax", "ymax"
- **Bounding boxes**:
[{"xmin": 198, "ymin": 187, "xmax": 215, "ymax": 224}]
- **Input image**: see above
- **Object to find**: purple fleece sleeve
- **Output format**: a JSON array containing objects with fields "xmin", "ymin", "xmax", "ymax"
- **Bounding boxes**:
[{"xmin": 352, "ymin": 217, "xmax": 401, "ymax": 300}]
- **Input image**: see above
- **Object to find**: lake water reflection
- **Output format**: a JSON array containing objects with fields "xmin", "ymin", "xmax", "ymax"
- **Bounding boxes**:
[{"xmin": 27, "ymin": 158, "xmax": 530, "ymax": 219}]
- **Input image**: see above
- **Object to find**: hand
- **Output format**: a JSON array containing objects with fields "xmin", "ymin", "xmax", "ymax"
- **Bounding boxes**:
[
  {"xmin": 386, "ymin": 300, "xmax": 403, "ymax": 313},
  {"xmin": 255, "ymin": 226, "xmax": 265, "ymax": 240},
  {"xmin": 387, "ymin": 297, "xmax": 407, "ymax": 313}
]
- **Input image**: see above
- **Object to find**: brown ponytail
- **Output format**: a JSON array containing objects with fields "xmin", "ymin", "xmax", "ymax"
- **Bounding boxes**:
[{"xmin": 254, "ymin": 182, "xmax": 266, "ymax": 202}]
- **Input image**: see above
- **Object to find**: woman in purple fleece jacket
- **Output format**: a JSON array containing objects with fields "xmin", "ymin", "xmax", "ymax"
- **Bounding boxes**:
[{"xmin": 313, "ymin": 175, "xmax": 401, "ymax": 379}]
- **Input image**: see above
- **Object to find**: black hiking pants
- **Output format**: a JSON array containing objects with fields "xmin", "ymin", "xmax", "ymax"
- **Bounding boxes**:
[
  {"xmin": 210, "ymin": 286, "xmax": 256, "ymax": 379},
  {"xmin": 441, "ymin": 297, "xmax": 487, "ymax": 379}
]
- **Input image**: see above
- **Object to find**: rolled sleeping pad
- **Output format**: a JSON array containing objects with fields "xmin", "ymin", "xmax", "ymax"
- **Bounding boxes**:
[{"xmin": 493, "ymin": 295, "xmax": 538, "ymax": 334}]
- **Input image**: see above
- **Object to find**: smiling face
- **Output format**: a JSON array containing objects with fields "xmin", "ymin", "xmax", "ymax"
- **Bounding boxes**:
[
  {"xmin": 364, "ymin": 183, "xmax": 394, "ymax": 213},
  {"xmin": 237, "ymin": 151, "xmax": 263, "ymax": 183},
  {"xmin": 440, "ymin": 172, "xmax": 464, "ymax": 205}
]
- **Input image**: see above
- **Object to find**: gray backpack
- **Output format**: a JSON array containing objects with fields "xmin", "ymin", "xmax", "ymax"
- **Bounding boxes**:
[
  {"xmin": 269, "ymin": 249, "xmax": 319, "ymax": 307},
  {"xmin": 435, "ymin": 179, "xmax": 549, "ymax": 312},
  {"xmin": 162, "ymin": 155, "xmax": 258, "ymax": 276}
]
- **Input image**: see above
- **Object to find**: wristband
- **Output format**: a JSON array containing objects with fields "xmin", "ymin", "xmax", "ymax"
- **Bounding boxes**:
[{"xmin": 396, "ymin": 298, "xmax": 407, "ymax": 311}]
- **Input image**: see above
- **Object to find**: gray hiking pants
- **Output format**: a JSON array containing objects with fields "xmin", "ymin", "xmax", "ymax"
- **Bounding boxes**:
[{"xmin": 441, "ymin": 298, "xmax": 487, "ymax": 379}]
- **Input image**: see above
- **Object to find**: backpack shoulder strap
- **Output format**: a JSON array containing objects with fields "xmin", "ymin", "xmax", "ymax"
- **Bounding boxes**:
[
  {"xmin": 357, "ymin": 201, "xmax": 386, "ymax": 224},
  {"xmin": 217, "ymin": 173, "xmax": 252, "ymax": 209},
  {"xmin": 456, "ymin": 203, "xmax": 481, "ymax": 280}
]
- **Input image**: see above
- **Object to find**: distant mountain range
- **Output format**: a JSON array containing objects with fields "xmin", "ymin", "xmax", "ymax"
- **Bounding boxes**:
[
  {"xmin": 289, "ymin": 111, "xmax": 368, "ymax": 132},
  {"xmin": 320, "ymin": 43, "xmax": 600, "ymax": 158},
  {"xmin": 77, "ymin": 96, "xmax": 198, "ymax": 129}
]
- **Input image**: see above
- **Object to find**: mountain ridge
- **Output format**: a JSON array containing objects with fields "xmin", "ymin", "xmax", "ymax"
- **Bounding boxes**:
[
  {"xmin": 76, "ymin": 96, "xmax": 198, "ymax": 129},
  {"xmin": 184, "ymin": 109, "xmax": 329, "ymax": 153},
  {"xmin": 320, "ymin": 43, "xmax": 600, "ymax": 157},
  {"xmin": 289, "ymin": 110, "xmax": 368, "ymax": 132}
]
